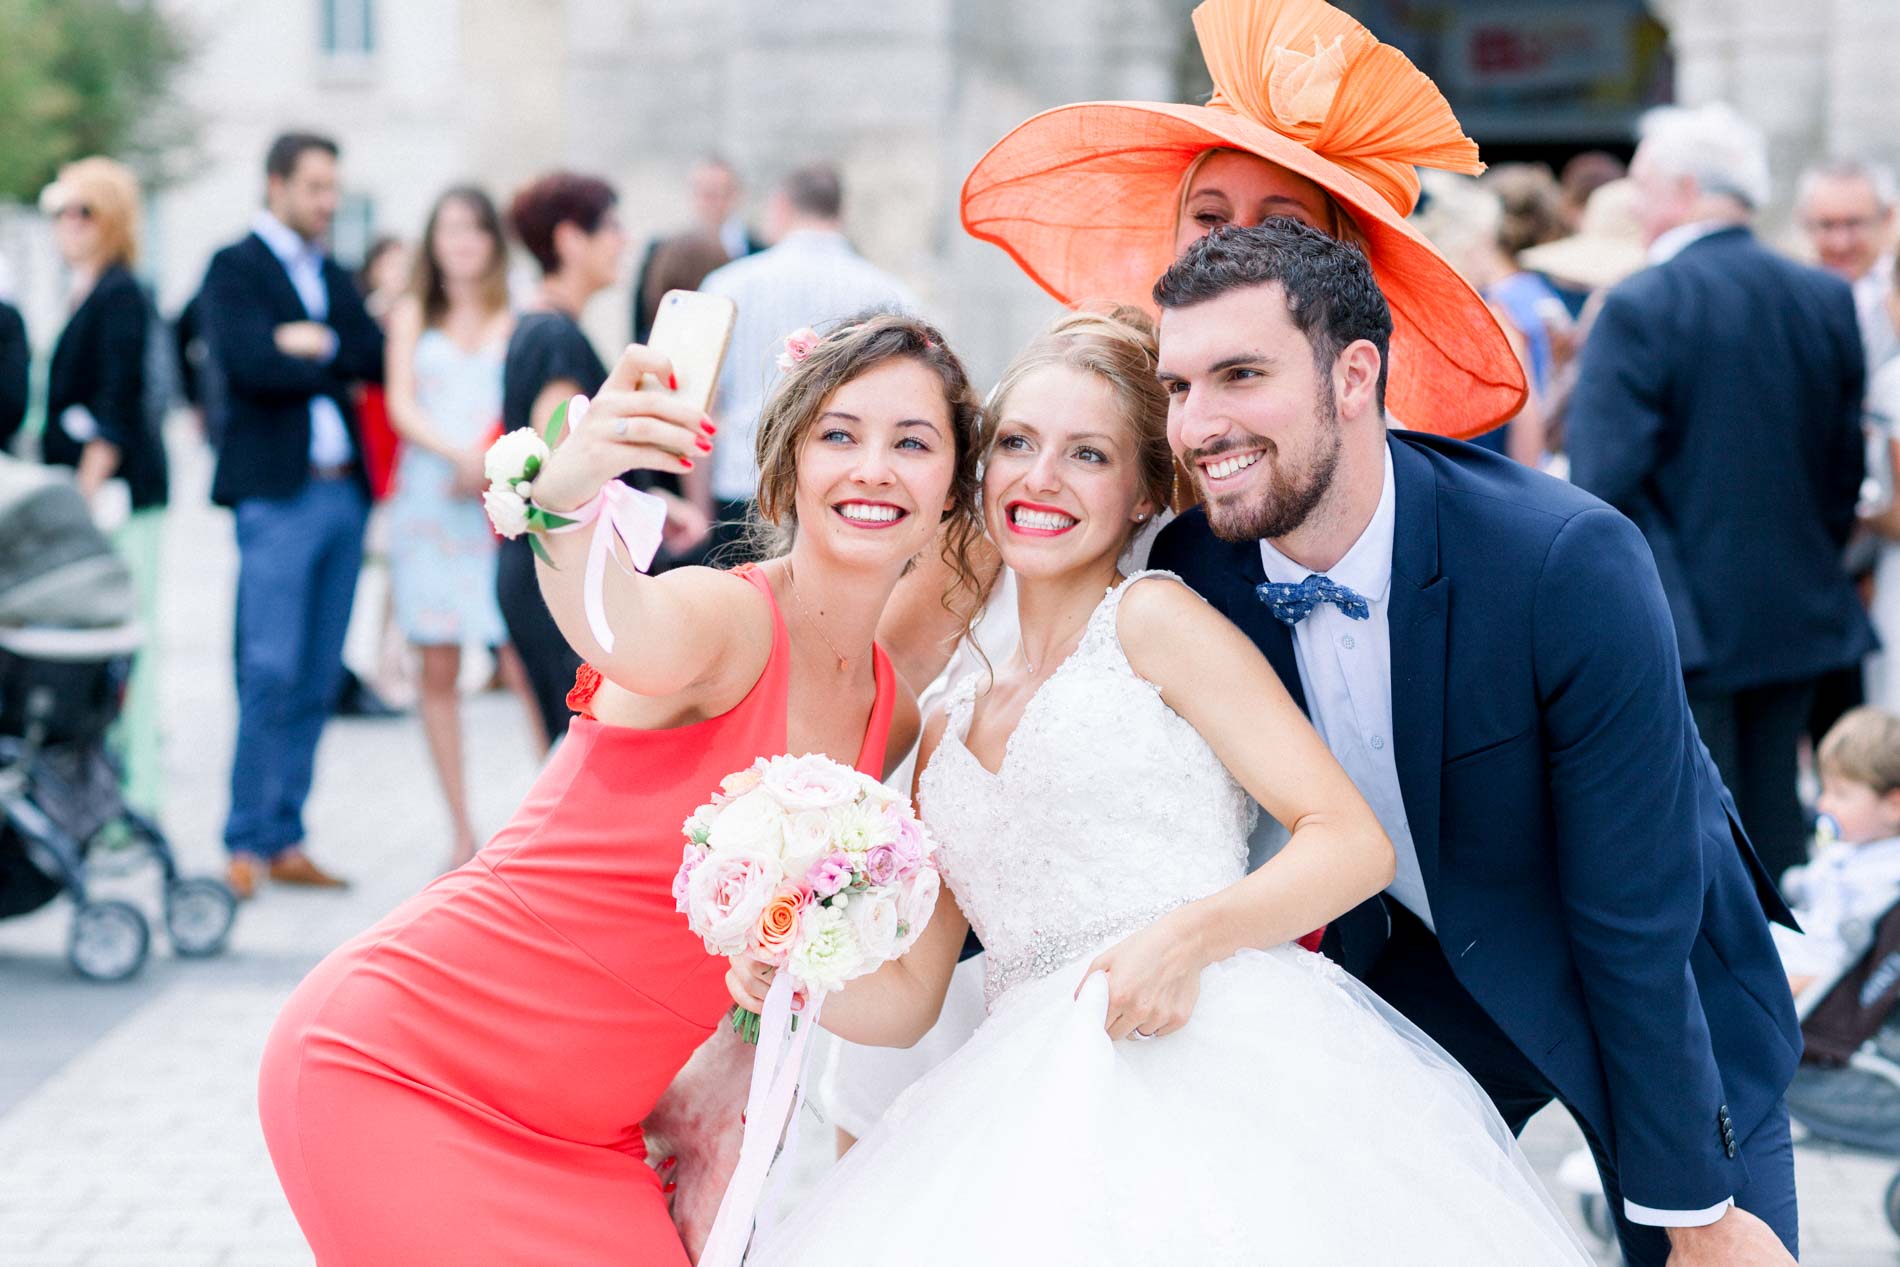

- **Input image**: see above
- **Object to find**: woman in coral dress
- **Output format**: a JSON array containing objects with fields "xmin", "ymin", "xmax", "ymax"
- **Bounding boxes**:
[{"xmin": 257, "ymin": 313, "xmax": 984, "ymax": 1265}]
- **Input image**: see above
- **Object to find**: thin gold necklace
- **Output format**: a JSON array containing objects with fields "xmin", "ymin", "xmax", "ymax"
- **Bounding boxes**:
[{"xmin": 785, "ymin": 564, "xmax": 869, "ymax": 672}]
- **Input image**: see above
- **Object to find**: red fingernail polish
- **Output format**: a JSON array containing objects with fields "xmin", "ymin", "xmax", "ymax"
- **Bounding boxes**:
[
  {"xmin": 679, "ymin": 456, "xmax": 694, "ymax": 469},
  {"xmin": 668, "ymin": 372, "xmax": 678, "ymax": 391},
  {"xmin": 701, "ymin": 418, "xmax": 717, "ymax": 435},
  {"xmin": 695, "ymin": 437, "xmax": 713, "ymax": 453},
  {"xmin": 659, "ymin": 1155, "xmax": 677, "ymax": 1170},
  {"xmin": 740, "ymin": 1111, "xmax": 747, "ymax": 1126},
  {"xmin": 662, "ymin": 1181, "xmax": 677, "ymax": 1194}
]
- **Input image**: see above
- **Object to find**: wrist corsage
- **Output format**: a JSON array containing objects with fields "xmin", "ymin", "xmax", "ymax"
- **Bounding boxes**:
[
  {"xmin": 482, "ymin": 399, "xmax": 577, "ymax": 556},
  {"xmin": 482, "ymin": 395, "xmax": 667, "ymax": 654}
]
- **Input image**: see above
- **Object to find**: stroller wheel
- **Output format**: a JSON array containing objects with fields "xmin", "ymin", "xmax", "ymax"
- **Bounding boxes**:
[
  {"xmin": 1885, "ymin": 1168, "xmax": 1900, "ymax": 1238},
  {"xmin": 67, "ymin": 899, "xmax": 149, "ymax": 981},
  {"xmin": 165, "ymin": 877, "xmax": 237, "ymax": 957}
]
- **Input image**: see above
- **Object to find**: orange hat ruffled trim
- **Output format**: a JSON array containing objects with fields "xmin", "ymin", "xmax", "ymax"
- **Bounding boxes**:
[{"xmin": 1195, "ymin": 0, "xmax": 1482, "ymax": 216}]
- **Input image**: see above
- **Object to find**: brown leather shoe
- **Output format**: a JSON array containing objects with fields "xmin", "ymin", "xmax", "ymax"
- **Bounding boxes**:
[
  {"xmin": 225, "ymin": 855, "xmax": 260, "ymax": 901},
  {"xmin": 268, "ymin": 850, "xmax": 350, "ymax": 889}
]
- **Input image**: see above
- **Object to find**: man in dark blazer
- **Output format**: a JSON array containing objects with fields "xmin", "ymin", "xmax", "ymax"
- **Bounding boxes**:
[
  {"xmin": 1149, "ymin": 221, "xmax": 1800, "ymax": 1267},
  {"xmin": 201, "ymin": 132, "xmax": 383, "ymax": 900},
  {"xmin": 1569, "ymin": 103, "xmax": 1873, "ymax": 887}
]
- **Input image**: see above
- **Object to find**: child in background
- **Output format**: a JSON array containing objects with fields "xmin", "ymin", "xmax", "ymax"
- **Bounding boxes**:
[{"xmin": 1776, "ymin": 706, "xmax": 1900, "ymax": 995}]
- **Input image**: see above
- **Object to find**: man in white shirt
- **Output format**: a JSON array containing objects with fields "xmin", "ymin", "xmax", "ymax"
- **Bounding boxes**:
[
  {"xmin": 1152, "ymin": 218, "xmax": 1801, "ymax": 1267},
  {"xmin": 202, "ymin": 133, "xmax": 385, "ymax": 898},
  {"xmin": 694, "ymin": 163, "xmax": 916, "ymax": 562}
]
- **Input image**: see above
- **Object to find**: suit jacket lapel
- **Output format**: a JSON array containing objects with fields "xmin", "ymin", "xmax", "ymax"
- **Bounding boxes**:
[
  {"xmin": 1387, "ymin": 435, "xmax": 1447, "ymax": 892},
  {"xmin": 1218, "ymin": 532, "xmax": 1308, "ymax": 717},
  {"xmin": 247, "ymin": 232, "xmax": 316, "ymax": 320}
]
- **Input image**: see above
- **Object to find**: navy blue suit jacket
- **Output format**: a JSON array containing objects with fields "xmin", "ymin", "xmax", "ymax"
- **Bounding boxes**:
[
  {"xmin": 202, "ymin": 232, "xmax": 384, "ymax": 508},
  {"xmin": 1568, "ymin": 226, "xmax": 1871, "ymax": 690},
  {"xmin": 1151, "ymin": 432, "xmax": 1801, "ymax": 1213}
]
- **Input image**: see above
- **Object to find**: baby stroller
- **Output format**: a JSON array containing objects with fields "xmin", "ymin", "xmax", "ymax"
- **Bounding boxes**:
[
  {"xmin": 1784, "ymin": 895, "xmax": 1900, "ymax": 1239},
  {"xmin": 0, "ymin": 456, "xmax": 236, "ymax": 980}
]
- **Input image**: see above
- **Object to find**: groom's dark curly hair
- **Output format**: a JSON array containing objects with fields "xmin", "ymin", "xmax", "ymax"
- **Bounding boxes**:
[{"xmin": 1153, "ymin": 220, "xmax": 1394, "ymax": 413}]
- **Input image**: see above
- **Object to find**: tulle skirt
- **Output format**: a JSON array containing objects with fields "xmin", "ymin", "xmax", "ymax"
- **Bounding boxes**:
[{"xmin": 754, "ymin": 942, "xmax": 1591, "ymax": 1265}]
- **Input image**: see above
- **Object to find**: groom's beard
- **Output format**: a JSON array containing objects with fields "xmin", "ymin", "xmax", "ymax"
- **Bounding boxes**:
[{"xmin": 1192, "ymin": 386, "xmax": 1342, "ymax": 544}]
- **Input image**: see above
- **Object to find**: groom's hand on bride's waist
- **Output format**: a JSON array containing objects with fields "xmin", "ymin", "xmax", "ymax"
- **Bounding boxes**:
[{"xmin": 1665, "ymin": 1207, "xmax": 1794, "ymax": 1267}]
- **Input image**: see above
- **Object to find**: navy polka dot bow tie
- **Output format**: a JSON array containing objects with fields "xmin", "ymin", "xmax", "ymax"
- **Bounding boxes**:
[{"xmin": 1256, "ymin": 574, "xmax": 1371, "ymax": 626}]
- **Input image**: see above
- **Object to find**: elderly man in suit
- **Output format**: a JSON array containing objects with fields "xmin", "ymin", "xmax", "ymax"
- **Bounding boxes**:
[
  {"xmin": 201, "ymin": 132, "xmax": 384, "ymax": 899},
  {"xmin": 1151, "ymin": 220, "xmax": 1800, "ymax": 1267},
  {"xmin": 1568, "ymin": 104, "xmax": 1873, "ymax": 886}
]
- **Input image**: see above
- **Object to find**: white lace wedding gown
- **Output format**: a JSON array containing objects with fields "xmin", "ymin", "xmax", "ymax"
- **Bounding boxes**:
[{"xmin": 754, "ymin": 573, "xmax": 1592, "ymax": 1265}]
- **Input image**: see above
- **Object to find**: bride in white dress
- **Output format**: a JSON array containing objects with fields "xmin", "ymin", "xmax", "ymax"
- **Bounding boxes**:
[{"xmin": 734, "ymin": 310, "xmax": 1591, "ymax": 1265}]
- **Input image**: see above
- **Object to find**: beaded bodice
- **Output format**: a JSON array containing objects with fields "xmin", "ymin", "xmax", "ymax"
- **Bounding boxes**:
[{"xmin": 918, "ymin": 572, "xmax": 1256, "ymax": 1010}]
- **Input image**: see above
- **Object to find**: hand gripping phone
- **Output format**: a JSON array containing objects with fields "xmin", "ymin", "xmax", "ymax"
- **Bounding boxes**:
[{"xmin": 644, "ymin": 289, "xmax": 737, "ymax": 414}]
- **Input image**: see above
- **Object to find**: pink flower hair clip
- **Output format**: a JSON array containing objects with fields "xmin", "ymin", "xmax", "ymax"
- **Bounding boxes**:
[{"xmin": 776, "ymin": 327, "xmax": 822, "ymax": 372}]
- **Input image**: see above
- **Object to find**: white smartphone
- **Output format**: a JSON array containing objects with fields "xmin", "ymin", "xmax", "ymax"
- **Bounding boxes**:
[{"xmin": 644, "ymin": 289, "xmax": 737, "ymax": 415}]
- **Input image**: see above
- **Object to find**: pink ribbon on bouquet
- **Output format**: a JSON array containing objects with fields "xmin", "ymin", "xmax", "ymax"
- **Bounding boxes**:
[
  {"xmin": 544, "ymin": 395, "xmax": 667, "ymax": 654},
  {"xmin": 698, "ymin": 974, "xmax": 825, "ymax": 1267}
]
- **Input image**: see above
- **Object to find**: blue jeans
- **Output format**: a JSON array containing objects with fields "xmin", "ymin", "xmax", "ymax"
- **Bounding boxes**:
[{"xmin": 224, "ymin": 478, "xmax": 367, "ymax": 857}]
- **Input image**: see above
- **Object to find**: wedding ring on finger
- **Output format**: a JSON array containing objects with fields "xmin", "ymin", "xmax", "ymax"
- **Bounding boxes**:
[
  {"xmin": 1128, "ymin": 1029, "xmax": 1157, "ymax": 1042},
  {"xmin": 613, "ymin": 417, "xmax": 629, "ymax": 438}
]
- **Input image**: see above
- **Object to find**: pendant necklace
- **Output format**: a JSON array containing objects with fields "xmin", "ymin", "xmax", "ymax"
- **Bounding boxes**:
[{"xmin": 785, "ymin": 564, "xmax": 869, "ymax": 672}]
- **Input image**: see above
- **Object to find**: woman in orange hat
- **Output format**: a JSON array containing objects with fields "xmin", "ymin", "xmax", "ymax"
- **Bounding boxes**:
[{"xmin": 961, "ymin": 0, "xmax": 1524, "ymax": 441}]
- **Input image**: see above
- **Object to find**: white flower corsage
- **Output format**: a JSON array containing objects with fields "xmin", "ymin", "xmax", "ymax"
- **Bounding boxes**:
[{"xmin": 482, "ymin": 400, "xmax": 583, "ymax": 561}]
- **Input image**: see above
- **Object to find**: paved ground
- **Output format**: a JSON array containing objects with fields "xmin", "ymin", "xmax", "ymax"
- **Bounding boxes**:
[{"xmin": 3, "ymin": 433, "xmax": 1899, "ymax": 1265}]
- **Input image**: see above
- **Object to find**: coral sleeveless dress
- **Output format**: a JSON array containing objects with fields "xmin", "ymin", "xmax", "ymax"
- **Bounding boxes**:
[{"xmin": 258, "ymin": 566, "xmax": 896, "ymax": 1265}]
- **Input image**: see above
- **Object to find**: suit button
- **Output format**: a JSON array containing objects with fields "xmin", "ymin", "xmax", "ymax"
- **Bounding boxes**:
[{"xmin": 1725, "ymin": 1141, "xmax": 1738, "ymax": 1159}]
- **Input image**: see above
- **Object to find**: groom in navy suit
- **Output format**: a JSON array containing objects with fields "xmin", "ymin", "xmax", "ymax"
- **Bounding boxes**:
[{"xmin": 1149, "ymin": 222, "xmax": 1800, "ymax": 1267}]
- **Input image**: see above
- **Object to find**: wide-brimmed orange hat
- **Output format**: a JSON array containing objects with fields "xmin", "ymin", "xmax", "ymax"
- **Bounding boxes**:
[{"xmin": 960, "ymin": 0, "xmax": 1526, "ymax": 438}]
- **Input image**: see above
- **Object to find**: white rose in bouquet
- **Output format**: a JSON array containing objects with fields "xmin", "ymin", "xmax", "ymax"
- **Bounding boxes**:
[
  {"xmin": 762, "ymin": 753, "xmax": 862, "ymax": 813},
  {"xmin": 707, "ymin": 790, "xmax": 789, "ymax": 856},
  {"xmin": 844, "ymin": 885, "xmax": 903, "ymax": 964},
  {"xmin": 895, "ymin": 865, "xmax": 941, "ymax": 953},
  {"xmin": 781, "ymin": 810, "xmax": 836, "ymax": 880}
]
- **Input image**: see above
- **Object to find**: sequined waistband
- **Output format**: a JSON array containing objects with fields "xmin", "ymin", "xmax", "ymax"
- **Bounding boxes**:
[{"xmin": 982, "ymin": 900, "xmax": 1192, "ymax": 1011}]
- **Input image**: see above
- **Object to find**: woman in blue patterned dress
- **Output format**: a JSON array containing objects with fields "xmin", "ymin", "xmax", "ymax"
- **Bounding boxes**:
[{"xmin": 385, "ymin": 186, "xmax": 533, "ymax": 865}]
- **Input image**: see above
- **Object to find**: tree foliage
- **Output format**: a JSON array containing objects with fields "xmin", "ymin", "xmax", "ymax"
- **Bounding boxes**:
[{"xmin": 0, "ymin": 0, "xmax": 195, "ymax": 203}]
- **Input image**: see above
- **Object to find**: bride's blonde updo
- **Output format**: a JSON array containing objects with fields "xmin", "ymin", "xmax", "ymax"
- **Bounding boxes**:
[
  {"xmin": 985, "ymin": 305, "xmax": 1178, "ymax": 528},
  {"xmin": 751, "ymin": 309, "xmax": 986, "ymax": 595}
]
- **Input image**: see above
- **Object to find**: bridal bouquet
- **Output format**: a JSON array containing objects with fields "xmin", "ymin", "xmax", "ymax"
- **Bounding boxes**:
[{"xmin": 674, "ymin": 752, "xmax": 941, "ymax": 1042}]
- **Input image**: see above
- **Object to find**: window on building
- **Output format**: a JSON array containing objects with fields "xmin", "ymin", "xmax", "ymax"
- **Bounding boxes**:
[
  {"xmin": 331, "ymin": 195, "xmax": 376, "ymax": 272},
  {"xmin": 320, "ymin": 0, "xmax": 375, "ymax": 59}
]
